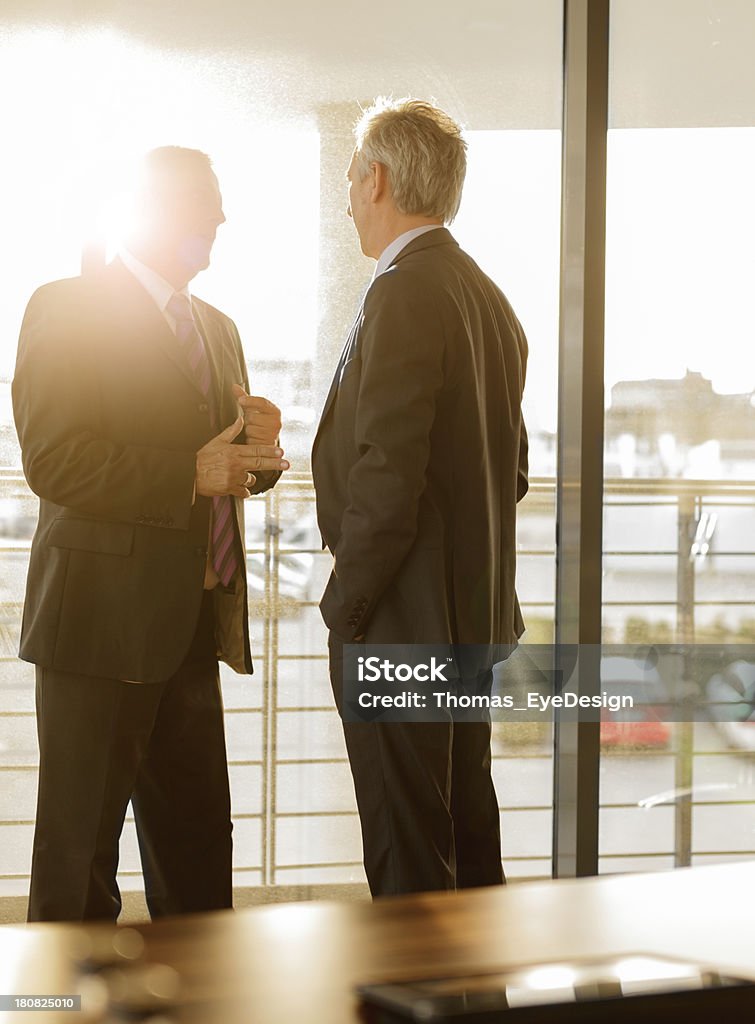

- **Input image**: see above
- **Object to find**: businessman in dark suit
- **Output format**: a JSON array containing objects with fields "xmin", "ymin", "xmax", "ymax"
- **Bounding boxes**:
[
  {"xmin": 312, "ymin": 99, "xmax": 529, "ymax": 897},
  {"xmin": 13, "ymin": 146, "xmax": 289, "ymax": 921}
]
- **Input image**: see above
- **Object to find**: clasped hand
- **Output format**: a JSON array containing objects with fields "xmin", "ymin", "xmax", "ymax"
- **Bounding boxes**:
[{"xmin": 196, "ymin": 387, "xmax": 289, "ymax": 498}]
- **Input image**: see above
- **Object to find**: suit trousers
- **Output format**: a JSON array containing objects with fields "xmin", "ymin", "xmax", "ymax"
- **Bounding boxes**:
[
  {"xmin": 328, "ymin": 634, "xmax": 505, "ymax": 897},
  {"xmin": 27, "ymin": 591, "xmax": 233, "ymax": 922}
]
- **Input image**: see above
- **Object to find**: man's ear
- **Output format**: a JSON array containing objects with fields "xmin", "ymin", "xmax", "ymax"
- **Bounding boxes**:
[{"xmin": 371, "ymin": 162, "xmax": 389, "ymax": 203}]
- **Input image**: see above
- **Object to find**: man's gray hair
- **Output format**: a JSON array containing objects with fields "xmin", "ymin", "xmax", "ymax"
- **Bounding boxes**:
[{"xmin": 354, "ymin": 98, "xmax": 467, "ymax": 223}]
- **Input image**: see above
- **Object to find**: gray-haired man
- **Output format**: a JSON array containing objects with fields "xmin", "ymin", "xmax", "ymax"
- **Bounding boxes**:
[{"xmin": 312, "ymin": 99, "xmax": 529, "ymax": 896}]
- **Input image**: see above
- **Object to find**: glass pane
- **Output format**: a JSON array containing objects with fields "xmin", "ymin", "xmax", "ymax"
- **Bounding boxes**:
[
  {"xmin": 0, "ymin": 1, "xmax": 562, "ymax": 900},
  {"xmin": 603, "ymin": 0, "xmax": 755, "ymax": 875}
]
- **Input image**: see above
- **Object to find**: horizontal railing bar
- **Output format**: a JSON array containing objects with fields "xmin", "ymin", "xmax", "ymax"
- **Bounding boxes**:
[
  {"xmin": 274, "ymin": 655, "xmax": 328, "ymax": 661},
  {"xmin": 5, "ymin": 797, "xmax": 748, "ymax": 830},
  {"xmin": 3, "ymin": 469, "xmax": 755, "ymax": 496},
  {"xmin": 5, "ymin": 748, "xmax": 745, "ymax": 765},
  {"xmin": 600, "ymin": 850, "xmax": 755, "ymax": 859},
  {"xmin": 275, "ymin": 758, "xmax": 348, "ymax": 765},
  {"xmin": 599, "ymin": 800, "xmax": 755, "ymax": 811},
  {"xmin": 10, "ymin": 850, "xmax": 755, "ymax": 883},
  {"xmin": 603, "ymin": 551, "xmax": 676, "ymax": 557},
  {"xmin": 603, "ymin": 550, "xmax": 755, "ymax": 558},
  {"xmin": 275, "ymin": 549, "xmax": 327, "ymax": 556},
  {"xmin": 602, "ymin": 600, "xmax": 755, "ymax": 606},
  {"xmin": 276, "ymin": 706, "xmax": 338, "ymax": 713},
  {"xmin": 271, "ymin": 805, "xmax": 554, "ymax": 819},
  {"xmin": 269, "ymin": 855, "xmax": 552, "ymax": 870}
]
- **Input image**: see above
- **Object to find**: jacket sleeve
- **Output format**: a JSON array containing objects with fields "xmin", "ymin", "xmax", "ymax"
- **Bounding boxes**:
[
  {"xmin": 517, "ymin": 418, "xmax": 529, "ymax": 503},
  {"xmin": 12, "ymin": 283, "xmax": 197, "ymax": 529},
  {"xmin": 319, "ymin": 272, "xmax": 445, "ymax": 640},
  {"xmin": 249, "ymin": 470, "xmax": 282, "ymax": 496}
]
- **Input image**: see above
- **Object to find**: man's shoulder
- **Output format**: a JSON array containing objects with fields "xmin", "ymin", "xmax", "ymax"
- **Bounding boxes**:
[
  {"xmin": 368, "ymin": 235, "xmax": 488, "ymax": 304},
  {"xmin": 404, "ymin": 237, "xmax": 515, "ymax": 308},
  {"xmin": 28, "ymin": 274, "xmax": 87, "ymax": 304},
  {"xmin": 384, "ymin": 230, "xmax": 484, "ymax": 285},
  {"xmin": 24, "ymin": 271, "xmax": 111, "ymax": 322},
  {"xmin": 369, "ymin": 243, "xmax": 450, "ymax": 300},
  {"xmin": 27, "ymin": 260, "xmax": 136, "ymax": 308},
  {"xmin": 365, "ymin": 237, "xmax": 526, "ymax": 349},
  {"xmin": 363, "ymin": 261, "xmax": 443, "ymax": 323}
]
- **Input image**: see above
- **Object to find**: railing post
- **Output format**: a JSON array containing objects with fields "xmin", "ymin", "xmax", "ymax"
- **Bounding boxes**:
[
  {"xmin": 674, "ymin": 491, "xmax": 696, "ymax": 867},
  {"xmin": 677, "ymin": 493, "xmax": 696, "ymax": 644},
  {"xmin": 261, "ymin": 488, "xmax": 281, "ymax": 885}
]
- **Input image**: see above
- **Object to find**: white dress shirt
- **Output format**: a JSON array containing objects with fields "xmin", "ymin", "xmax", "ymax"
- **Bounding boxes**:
[
  {"xmin": 118, "ymin": 248, "xmax": 191, "ymax": 331},
  {"xmin": 373, "ymin": 225, "xmax": 444, "ymax": 280}
]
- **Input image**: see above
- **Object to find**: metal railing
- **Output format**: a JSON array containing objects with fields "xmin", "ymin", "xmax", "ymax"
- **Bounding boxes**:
[{"xmin": 1, "ymin": 471, "xmax": 754, "ymax": 894}]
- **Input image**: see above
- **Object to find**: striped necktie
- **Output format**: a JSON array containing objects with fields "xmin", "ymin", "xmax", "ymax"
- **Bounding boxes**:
[{"xmin": 167, "ymin": 292, "xmax": 239, "ymax": 588}]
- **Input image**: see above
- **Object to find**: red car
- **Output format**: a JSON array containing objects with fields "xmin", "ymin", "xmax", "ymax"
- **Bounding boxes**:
[{"xmin": 599, "ymin": 657, "xmax": 672, "ymax": 749}]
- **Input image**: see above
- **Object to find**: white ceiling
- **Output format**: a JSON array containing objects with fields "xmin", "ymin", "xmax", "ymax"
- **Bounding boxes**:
[
  {"xmin": 3, "ymin": 0, "xmax": 562, "ymax": 128},
  {"xmin": 3, "ymin": 0, "xmax": 755, "ymax": 128}
]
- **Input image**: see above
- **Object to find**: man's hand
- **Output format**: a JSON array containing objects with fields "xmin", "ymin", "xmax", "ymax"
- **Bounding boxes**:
[
  {"xmin": 196, "ymin": 416, "xmax": 289, "ymax": 498},
  {"xmin": 232, "ymin": 384, "xmax": 282, "ymax": 445}
]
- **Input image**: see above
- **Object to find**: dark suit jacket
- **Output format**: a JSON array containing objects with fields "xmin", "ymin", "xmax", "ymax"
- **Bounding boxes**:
[
  {"xmin": 312, "ymin": 228, "xmax": 528, "ymax": 647},
  {"xmin": 12, "ymin": 258, "xmax": 277, "ymax": 682}
]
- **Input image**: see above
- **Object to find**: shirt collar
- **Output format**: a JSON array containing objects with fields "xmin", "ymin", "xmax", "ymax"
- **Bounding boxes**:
[
  {"xmin": 118, "ymin": 248, "xmax": 190, "ymax": 314},
  {"xmin": 373, "ymin": 225, "xmax": 444, "ymax": 280}
]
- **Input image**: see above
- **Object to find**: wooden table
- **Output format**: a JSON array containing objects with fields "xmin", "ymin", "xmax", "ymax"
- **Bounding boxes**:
[{"xmin": 3, "ymin": 861, "xmax": 755, "ymax": 1022}]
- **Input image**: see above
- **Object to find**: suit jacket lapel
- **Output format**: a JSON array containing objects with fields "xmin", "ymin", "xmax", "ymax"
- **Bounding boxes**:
[
  {"xmin": 313, "ymin": 307, "xmax": 363, "ymax": 450},
  {"xmin": 105, "ymin": 259, "xmax": 206, "ymax": 398},
  {"xmin": 313, "ymin": 231, "xmax": 457, "ymax": 454},
  {"xmin": 192, "ymin": 300, "xmax": 229, "ymax": 420},
  {"xmin": 316, "ymin": 232, "xmax": 456, "ymax": 419}
]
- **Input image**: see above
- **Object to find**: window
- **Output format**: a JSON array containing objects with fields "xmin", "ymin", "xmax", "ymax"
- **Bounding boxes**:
[
  {"xmin": 601, "ymin": 0, "xmax": 755, "ymax": 874},
  {"xmin": 0, "ymin": 2, "xmax": 563, "ymax": 901}
]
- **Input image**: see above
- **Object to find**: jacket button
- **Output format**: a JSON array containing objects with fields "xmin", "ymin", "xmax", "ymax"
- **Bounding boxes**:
[
  {"xmin": 198, "ymin": 403, "xmax": 209, "ymax": 414},
  {"xmin": 195, "ymin": 547, "xmax": 207, "ymax": 557}
]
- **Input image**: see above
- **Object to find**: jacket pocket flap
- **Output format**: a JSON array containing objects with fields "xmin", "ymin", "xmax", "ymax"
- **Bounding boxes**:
[{"xmin": 48, "ymin": 517, "xmax": 134, "ymax": 556}]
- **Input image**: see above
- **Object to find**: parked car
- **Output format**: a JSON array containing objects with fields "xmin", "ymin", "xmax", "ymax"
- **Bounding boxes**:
[
  {"xmin": 706, "ymin": 660, "xmax": 755, "ymax": 752},
  {"xmin": 245, "ymin": 512, "xmax": 320, "ymax": 608},
  {"xmin": 599, "ymin": 656, "xmax": 672, "ymax": 749}
]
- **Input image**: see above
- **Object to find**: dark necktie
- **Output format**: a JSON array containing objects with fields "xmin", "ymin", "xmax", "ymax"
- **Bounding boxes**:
[{"xmin": 167, "ymin": 292, "xmax": 239, "ymax": 588}]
